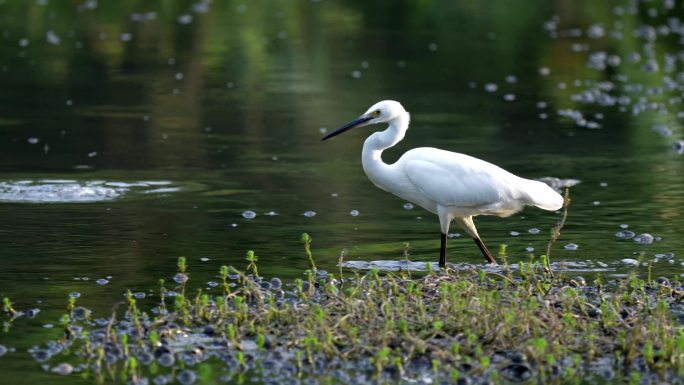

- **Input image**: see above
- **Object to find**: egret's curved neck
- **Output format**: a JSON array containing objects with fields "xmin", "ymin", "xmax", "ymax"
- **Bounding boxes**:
[
  {"xmin": 361, "ymin": 112, "xmax": 410, "ymax": 187},
  {"xmin": 362, "ymin": 112, "xmax": 410, "ymax": 163}
]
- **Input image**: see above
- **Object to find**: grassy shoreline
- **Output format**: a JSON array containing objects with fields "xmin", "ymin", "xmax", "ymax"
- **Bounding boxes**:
[{"xmin": 4, "ymin": 247, "xmax": 684, "ymax": 385}]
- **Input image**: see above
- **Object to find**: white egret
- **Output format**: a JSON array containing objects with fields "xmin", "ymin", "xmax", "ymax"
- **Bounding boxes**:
[{"xmin": 322, "ymin": 100, "xmax": 563, "ymax": 266}]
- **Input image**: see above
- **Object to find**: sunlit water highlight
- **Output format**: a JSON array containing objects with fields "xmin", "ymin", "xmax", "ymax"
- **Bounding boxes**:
[{"xmin": 0, "ymin": 180, "xmax": 178, "ymax": 203}]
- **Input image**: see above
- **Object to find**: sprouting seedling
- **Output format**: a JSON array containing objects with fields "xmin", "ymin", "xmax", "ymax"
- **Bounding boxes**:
[
  {"xmin": 236, "ymin": 351, "xmax": 246, "ymax": 369},
  {"xmin": 301, "ymin": 233, "xmax": 317, "ymax": 271},
  {"xmin": 498, "ymin": 244, "xmax": 507, "ymax": 258},
  {"xmin": 245, "ymin": 250, "xmax": 259, "ymax": 278},
  {"xmin": 67, "ymin": 296, "xmax": 76, "ymax": 313},
  {"xmin": 480, "ymin": 355, "xmax": 491, "ymax": 370},
  {"xmin": 337, "ymin": 248, "xmax": 347, "ymax": 289},
  {"xmin": 127, "ymin": 356, "xmax": 139, "ymax": 383},
  {"xmin": 120, "ymin": 332, "xmax": 130, "ymax": 357},
  {"xmin": 177, "ymin": 256, "xmax": 187, "ymax": 274},
  {"xmin": 158, "ymin": 279, "xmax": 167, "ymax": 313},
  {"xmin": 402, "ymin": 242, "xmax": 413, "ymax": 279},
  {"xmin": 59, "ymin": 313, "xmax": 72, "ymax": 338},
  {"xmin": 431, "ymin": 358, "xmax": 439, "ymax": 373},
  {"xmin": 226, "ymin": 323, "xmax": 237, "ymax": 344},
  {"xmin": 256, "ymin": 333, "xmax": 265, "ymax": 350},
  {"xmin": 530, "ymin": 337, "xmax": 548, "ymax": 357},
  {"xmin": 3, "ymin": 297, "xmax": 17, "ymax": 317},
  {"xmin": 370, "ymin": 346, "xmax": 391, "ymax": 379},
  {"xmin": 643, "ymin": 340, "xmax": 655, "ymax": 366},
  {"xmin": 499, "ymin": 244, "xmax": 512, "ymax": 280},
  {"xmin": 544, "ymin": 188, "xmax": 571, "ymax": 277},
  {"xmin": 175, "ymin": 257, "xmax": 190, "ymax": 307},
  {"xmin": 219, "ymin": 265, "xmax": 231, "ymax": 296},
  {"xmin": 126, "ymin": 290, "xmax": 143, "ymax": 338},
  {"xmin": 432, "ymin": 320, "xmax": 444, "ymax": 333}
]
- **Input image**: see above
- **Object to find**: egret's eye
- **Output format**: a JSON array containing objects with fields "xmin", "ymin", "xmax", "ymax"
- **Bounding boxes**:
[{"xmin": 373, "ymin": 110, "xmax": 381, "ymax": 117}]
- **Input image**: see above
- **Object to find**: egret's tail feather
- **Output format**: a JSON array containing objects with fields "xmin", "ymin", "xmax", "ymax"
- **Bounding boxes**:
[{"xmin": 524, "ymin": 180, "xmax": 564, "ymax": 211}]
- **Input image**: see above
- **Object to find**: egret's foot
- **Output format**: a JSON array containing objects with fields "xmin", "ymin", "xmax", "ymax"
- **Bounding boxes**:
[{"xmin": 473, "ymin": 237, "xmax": 498, "ymax": 265}]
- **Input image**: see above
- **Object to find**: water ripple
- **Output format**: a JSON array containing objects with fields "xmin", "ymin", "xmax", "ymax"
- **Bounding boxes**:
[
  {"xmin": 341, "ymin": 260, "xmax": 615, "ymax": 273},
  {"xmin": 0, "ymin": 180, "xmax": 177, "ymax": 203}
]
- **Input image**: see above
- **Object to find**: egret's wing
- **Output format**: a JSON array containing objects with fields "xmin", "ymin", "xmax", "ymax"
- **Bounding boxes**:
[{"xmin": 404, "ymin": 156, "xmax": 503, "ymax": 208}]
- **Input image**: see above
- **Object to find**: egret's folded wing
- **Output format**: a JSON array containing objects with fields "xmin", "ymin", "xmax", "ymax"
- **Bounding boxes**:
[{"xmin": 404, "ymin": 159, "xmax": 502, "ymax": 208}]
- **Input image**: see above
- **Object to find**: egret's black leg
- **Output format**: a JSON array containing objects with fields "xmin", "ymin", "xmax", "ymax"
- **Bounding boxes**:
[
  {"xmin": 439, "ymin": 232, "xmax": 447, "ymax": 267},
  {"xmin": 473, "ymin": 237, "xmax": 497, "ymax": 265}
]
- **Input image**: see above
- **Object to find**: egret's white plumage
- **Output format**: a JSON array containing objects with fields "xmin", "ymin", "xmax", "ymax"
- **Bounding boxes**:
[{"xmin": 323, "ymin": 100, "xmax": 564, "ymax": 266}]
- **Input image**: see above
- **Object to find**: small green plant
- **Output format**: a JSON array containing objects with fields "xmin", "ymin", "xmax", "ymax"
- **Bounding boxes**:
[
  {"xmin": 177, "ymin": 256, "xmax": 187, "ymax": 274},
  {"xmin": 219, "ymin": 265, "xmax": 231, "ymax": 296},
  {"xmin": 126, "ymin": 290, "xmax": 143, "ymax": 338},
  {"xmin": 301, "ymin": 233, "xmax": 317, "ymax": 271},
  {"xmin": 2, "ymin": 297, "xmax": 16, "ymax": 317},
  {"xmin": 545, "ymin": 188, "xmax": 571, "ymax": 276},
  {"xmin": 245, "ymin": 250, "xmax": 259, "ymax": 278}
]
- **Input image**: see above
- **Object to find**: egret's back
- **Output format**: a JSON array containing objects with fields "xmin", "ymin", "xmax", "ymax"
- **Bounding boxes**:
[{"xmin": 394, "ymin": 147, "xmax": 563, "ymax": 217}]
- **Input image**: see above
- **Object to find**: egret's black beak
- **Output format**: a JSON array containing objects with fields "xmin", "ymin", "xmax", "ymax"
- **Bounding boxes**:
[{"xmin": 321, "ymin": 115, "xmax": 374, "ymax": 141}]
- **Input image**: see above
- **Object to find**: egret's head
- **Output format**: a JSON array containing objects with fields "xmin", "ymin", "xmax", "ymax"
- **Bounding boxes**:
[
  {"xmin": 321, "ymin": 100, "xmax": 408, "ymax": 141},
  {"xmin": 363, "ymin": 100, "xmax": 406, "ymax": 124}
]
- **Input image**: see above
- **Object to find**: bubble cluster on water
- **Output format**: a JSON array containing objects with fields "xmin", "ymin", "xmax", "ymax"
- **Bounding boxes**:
[
  {"xmin": 655, "ymin": 252, "xmax": 675, "ymax": 260},
  {"xmin": 616, "ymin": 230, "xmax": 636, "ymax": 239},
  {"xmin": 621, "ymin": 258, "xmax": 639, "ymax": 266},
  {"xmin": 129, "ymin": 12, "xmax": 157, "ymax": 23},
  {"xmin": 633, "ymin": 233, "xmax": 654, "ymax": 245},
  {"xmin": 480, "ymin": 7, "xmax": 684, "ymax": 156},
  {"xmin": 674, "ymin": 140, "xmax": 684, "ymax": 154},
  {"xmin": 241, "ymin": 210, "xmax": 256, "ymax": 219},
  {"xmin": 173, "ymin": 273, "xmax": 188, "ymax": 284},
  {"xmin": 51, "ymin": 363, "xmax": 73, "ymax": 375},
  {"xmin": 177, "ymin": 14, "xmax": 193, "ymax": 25},
  {"xmin": 484, "ymin": 83, "xmax": 498, "ymax": 92}
]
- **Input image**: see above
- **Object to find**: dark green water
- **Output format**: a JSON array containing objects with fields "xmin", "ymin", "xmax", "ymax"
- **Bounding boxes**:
[{"xmin": 0, "ymin": 0, "xmax": 683, "ymax": 383}]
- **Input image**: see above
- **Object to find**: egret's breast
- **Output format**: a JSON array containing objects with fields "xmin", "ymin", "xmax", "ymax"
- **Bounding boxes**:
[{"xmin": 363, "ymin": 161, "xmax": 439, "ymax": 215}]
